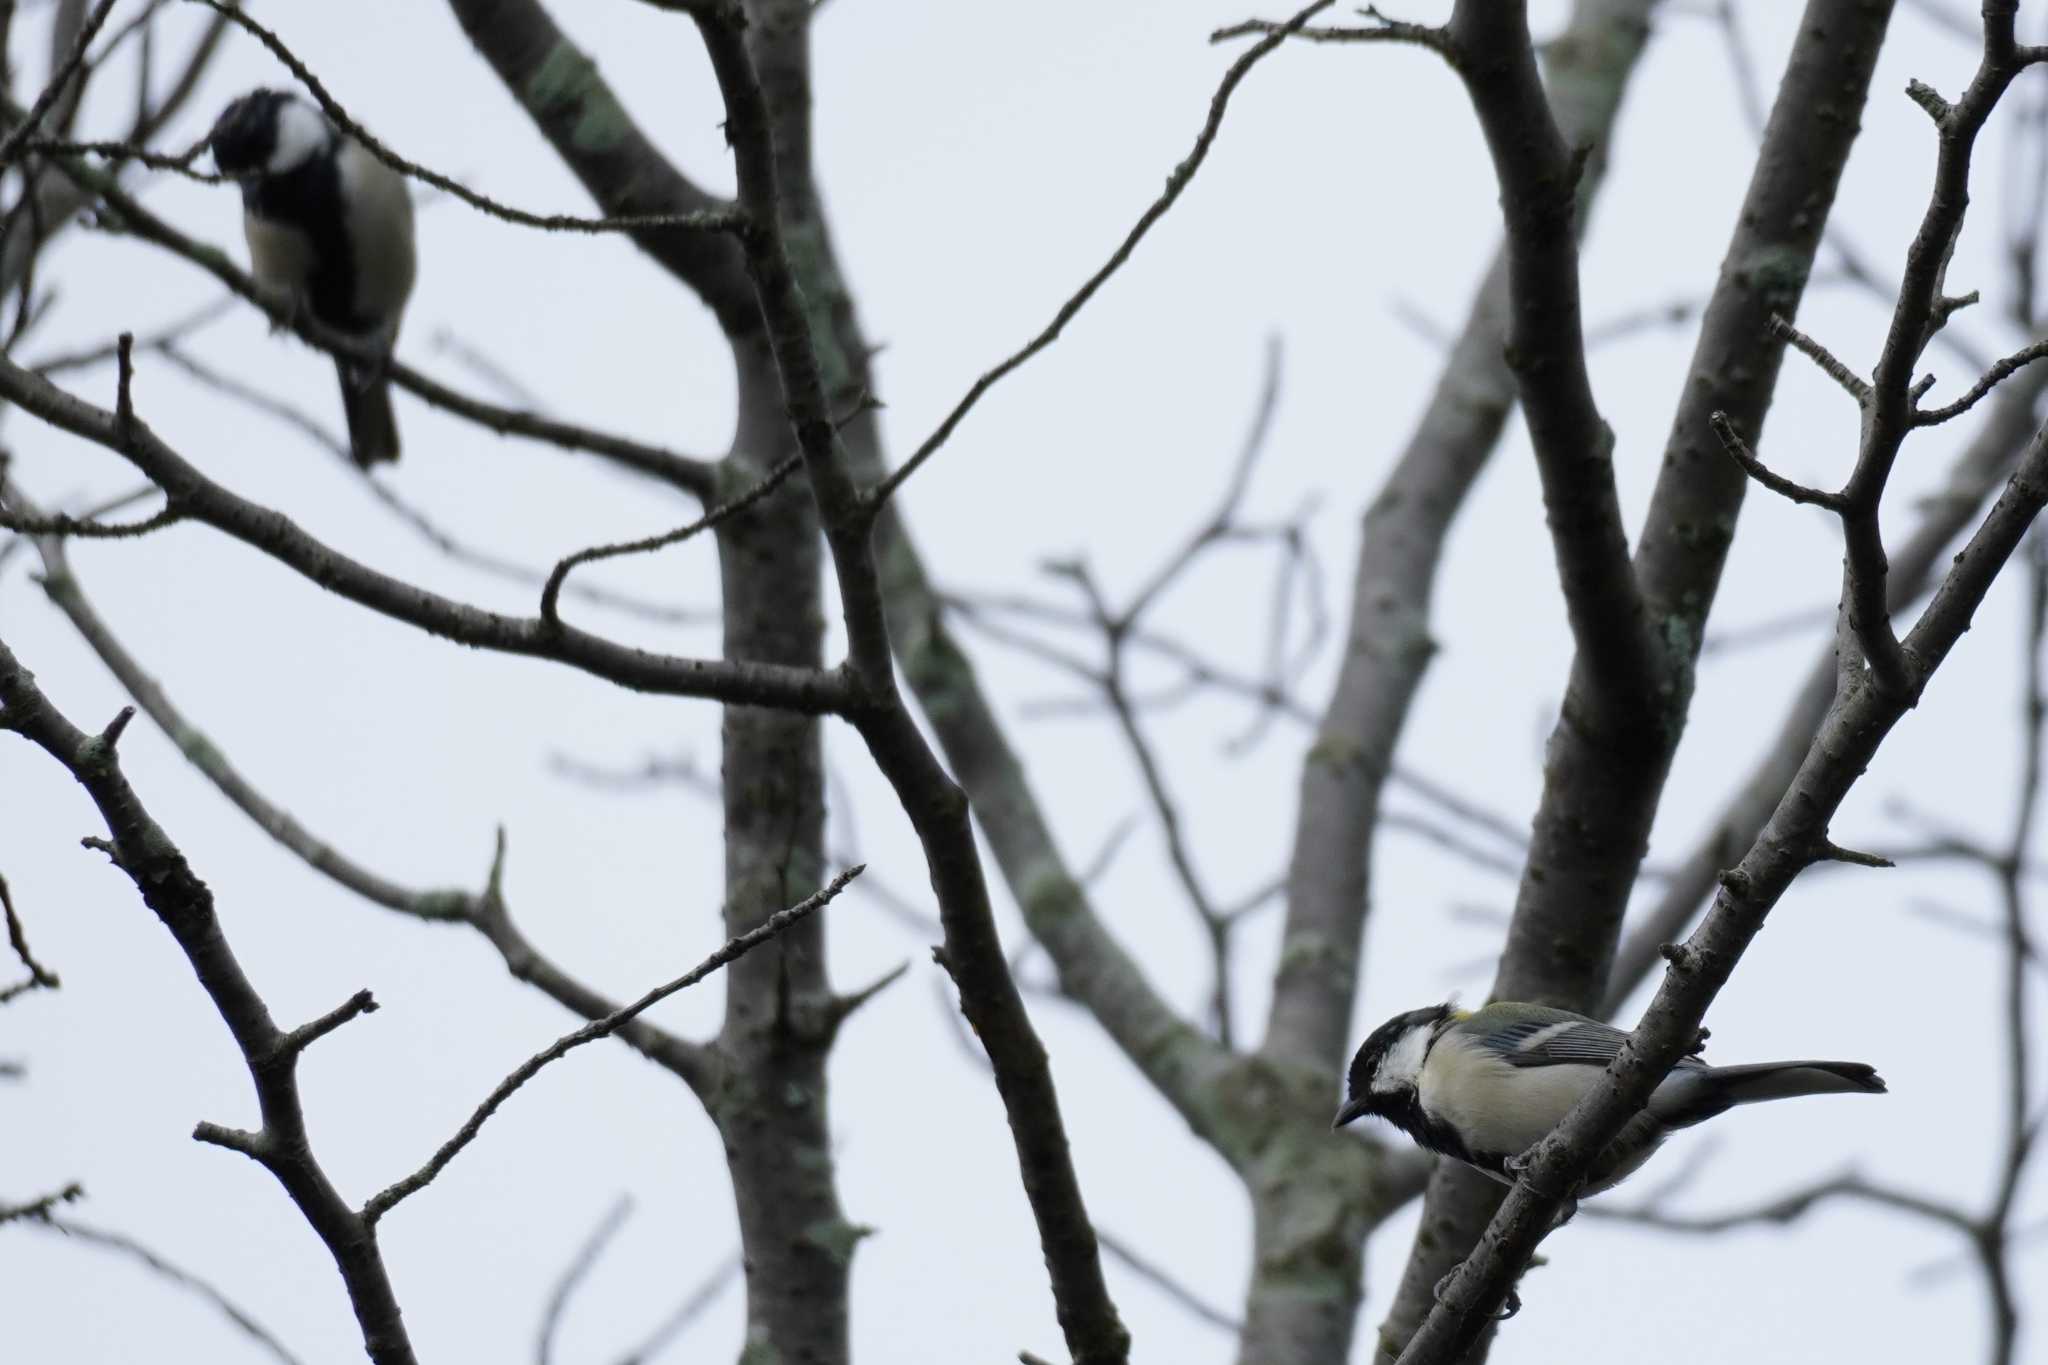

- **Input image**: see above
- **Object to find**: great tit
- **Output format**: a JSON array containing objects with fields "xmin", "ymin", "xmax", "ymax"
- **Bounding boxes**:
[
  {"xmin": 207, "ymin": 89, "xmax": 416, "ymax": 467},
  {"xmin": 1334, "ymin": 1001, "xmax": 1886, "ymax": 1195}
]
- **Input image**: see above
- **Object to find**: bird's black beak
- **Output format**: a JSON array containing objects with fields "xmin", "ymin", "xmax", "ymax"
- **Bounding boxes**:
[{"xmin": 1332, "ymin": 1095, "xmax": 1374, "ymax": 1130}]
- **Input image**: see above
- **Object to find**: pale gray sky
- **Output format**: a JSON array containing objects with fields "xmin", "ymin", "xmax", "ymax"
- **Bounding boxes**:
[{"xmin": 2, "ymin": 1, "xmax": 2040, "ymax": 1362}]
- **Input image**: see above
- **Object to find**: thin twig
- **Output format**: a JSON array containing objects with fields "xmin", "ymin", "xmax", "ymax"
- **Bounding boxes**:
[
  {"xmin": 0, "ymin": 1182, "xmax": 83, "ymax": 1224},
  {"xmin": 8, "ymin": 492, "xmax": 722, "ymax": 1097},
  {"xmin": 25, "ymin": 149, "xmax": 722, "ymax": 499},
  {"xmin": 361, "ymin": 866, "xmax": 863, "ymax": 1224},
  {"xmin": 142, "ymin": 342, "xmax": 711, "ymax": 627},
  {"xmin": 0, "ymin": 639, "xmax": 418, "ymax": 1364},
  {"xmin": 536, "ymin": 1196, "xmax": 633, "ymax": 1365},
  {"xmin": 1210, "ymin": 6, "xmax": 1456, "ymax": 56},
  {"xmin": 1771, "ymin": 313, "xmax": 1872, "ymax": 404},
  {"xmin": 1378, "ymin": 812, "xmax": 1526, "ymax": 879},
  {"xmin": 1096, "ymin": 1228, "xmax": 1242, "ymax": 1336},
  {"xmin": 1587, "ymin": 1170, "xmax": 1976, "ymax": 1237},
  {"xmin": 540, "ymin": 455, "xmax": 801, "ymax": 627},
  {"xmin": 0, "ymin": 497, "xmax": 182, "ymax": 538},
  {"xmin": 1914, "ymin": 336, "xmax": 2048, "ymax": 424},
  {"xmin": 871, "ymin": 0, "xmax": 1335, "ymax": 503},
  {"xmin": 609, "ymin": 1252, "xmax": 743, "ymax": 1365},
  {"xmin": 18, "ymin": 134, "xmax": 219, "ymax": 176},
  {"xmin": 0, "ymin": 347, "xmax": 838, "ymax": 711},
  {"xmin": 0, "ymin": 0, "xmax": 116, "ymax": 169},
  {"xmin": 0, "ymin": 870, "xmax": 60, "ymax": 998},
  {"xmin": 30, "ymin": 296, "xmax": 236, "ymax": 375},
  {"xmin": 430, "ymin": 327, "xmax": 548, "ymax": 410},
  {"xmin": 22, "ymin": 1214, "xmax": 305, "ymax": 1364},
  {"xmin": 1709, "ymin": 411, "xmax": 1846, "ymax": 509}
]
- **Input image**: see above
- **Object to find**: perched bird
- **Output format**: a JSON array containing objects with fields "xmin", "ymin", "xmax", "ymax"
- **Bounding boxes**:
[
  {"xmin": 1334, "ymin": 1001, "xmax": 1886, "ymax": 1196},
  {"xmin": 207, "ymin": 89, "xmax": 416, "ymax": 467}
]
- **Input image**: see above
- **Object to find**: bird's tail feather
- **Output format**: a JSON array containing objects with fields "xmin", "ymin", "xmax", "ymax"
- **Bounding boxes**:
[
  {"xmin": 338, "ymin": 363, "xmax": 399, "ymax": 467},
  {"xmin": 1651, "ymin": 1060, "xmax": 1886, "ymax": 1128}
]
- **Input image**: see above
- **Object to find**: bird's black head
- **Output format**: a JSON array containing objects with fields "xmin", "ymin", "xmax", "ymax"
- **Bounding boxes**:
[
  {"xmin": 208, "ymin": 89, "xmax": 300, "ymax": 180},
  {"xmin": 1333, "ymin": 1003, "xmax": 1453, "ymax": 1129}
]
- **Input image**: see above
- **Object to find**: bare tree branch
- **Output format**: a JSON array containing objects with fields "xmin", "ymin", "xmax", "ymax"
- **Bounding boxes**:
[
  {"xmin": 0, "ymin": 0, "xmax": 113, "ymax": 169},
  {"xmin": 686, "ymin": 1, "xmax": 1152, "ymax": 1352},
  {"xmin": 1382, "ymin": 0, "xmax": 1901, "ymax": 1352},
  {"xmin": 0, "ymin": 646, "xmax": 418, "ymax": 1365},
  {"xmin": 180, "ymin": 0, "xmax": 743, "ymax": 236},
  {"xmin": 0, "ymin": 1182, "xmax": 83, "ymax": 1224},
  {"xmin": 1606, "ymin": 330, "xmax": 2048, "ymax": 1012},
  {"xmin": 1211, "ymin": 7, "xmax": 1458, "ymax": 56},
  {"xmin": 609, "ymin": 1251, "xmax": 743, "ymax": 1365},
  {"xmin": 1587, "ymin": 1170, "xmax": 1977, "ymax": 1237},
  {"xmin": 0, "ymin": 868, "xmax": 58, "ymax": 1001},
  {"xmin": 139, "ymin": 340, "xmax": 713, "ymax": 627},
  {"xmin": 540, "ymin": 454, "xmax": 800, "ymax": 627},
  {"xmin": 1828, "ymin": 14, "xmax": 2048, "ymax": 697},
  {"xmin": 362, "ymin": 866, "xmax": 862, "ymax": 1226},
  {"xmin": 536, "ymin": 1196, "xmax": 634, "ymax": 1365},
  {"xmin": 1439, "ymin": 3, "xmax": 1656, "ymax": 707},
  {"xmin": 874, "ymin": 0, "xmax": 1335, "ymax": 503},
  {"xmin": 5, "ymin": 507, "xmax": 721, "ymax": 1090},
  {"xmin": 18, "ymin": 1213, "xmax": 306, "ymax": 1365},
  {"xmin": 10, "ymin": 142, "xmax": 723, "ymax": 499},
  {"xmin": 1403, "ymin": 407, "xmax": 2048, "ymax": 1359},
  {"xmin": 0, "ymin": 350, "xmax": 842, "ymax": 710},
  {"xmin": 1097, "ymin": 1227, "xmax": 1242, "ymax": 1337},
  {"xmin": 1914, "ymin": 336, "xmax": 2048, "ymax": 424}
]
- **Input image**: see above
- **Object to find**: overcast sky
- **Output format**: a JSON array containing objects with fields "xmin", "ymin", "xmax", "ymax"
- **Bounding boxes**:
[{"xmin": 2, "ymin": 1, "xmax": 2042, "ymax": 1362}]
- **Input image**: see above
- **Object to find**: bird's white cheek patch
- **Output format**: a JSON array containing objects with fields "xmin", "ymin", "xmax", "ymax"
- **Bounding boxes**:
[
  {"xmin": 1373, "ymin": 1027, "xmax": 1430, "ymax": 1093},
  {"xmin": 268, "ymin": 101, "xmax": 328, "ymax": 174}
]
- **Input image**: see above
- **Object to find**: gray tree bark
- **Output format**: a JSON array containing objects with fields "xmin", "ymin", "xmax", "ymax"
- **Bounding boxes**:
[{"xmin": 1376, "ymin": 3, "xmax": 1896, "ymax": 1354}]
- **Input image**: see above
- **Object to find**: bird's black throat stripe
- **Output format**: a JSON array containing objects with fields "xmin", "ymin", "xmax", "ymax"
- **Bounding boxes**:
[
  {"xmin": 1380, "ymin": 1090, "xmax": 1511, "ymax": 1180},
  {"xmin": 244, "ymin": 153, "xmax": 370, "ymax": 335}
]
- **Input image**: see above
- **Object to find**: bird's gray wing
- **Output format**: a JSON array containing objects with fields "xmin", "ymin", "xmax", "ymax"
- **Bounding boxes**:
[{"xmin": 1470, "ymin": 1013, "xmax": 1703, "ymax": 1071}]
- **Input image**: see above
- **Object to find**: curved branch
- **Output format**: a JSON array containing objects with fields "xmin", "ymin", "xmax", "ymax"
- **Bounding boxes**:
[
  {"xmin": 1400, "ymin": 414, "xmax": 2048, "ymax": 1361},
  {"xmin": 0, "ymin": 0, "xmax": 115, "ymax": 170},
  {"xmin": 0, "ymin": 647, "xmax": 418, "ymax": 1365},
  {"xmin": 0, "ymin": 349, "xmax": 843, "ymax": 711},
  {"xmin": 1840, "ymin": 4, "xmax": 2047, "ymax": 697},
  {"xmin": 0, "ymin": 869, "xmax": 59, "ymax": 999},
  {"xmin": 183, "ymin": 0, "xmax": 740, "ymax": 237},
  {"xmin": 1211, "ymin": 9, "xmax": 1456, "ymax": 58},
  {"xmin": 540, "ymin": 454, "xmax": 800, "ymax": 627},
  {"xmin": 1606, "ymin": 351, "xmax": 2048, "ymax": 1011},
  {"xmin": 362, "ymin": 867, "xmax": 860, "ymax": 1225},
  {"xmin": 1443, "ymin": 0, "xmax": 1656, "ymax": 711},
  {"xmin": 874, "ymin": 0, "xmax": 1335, "ymax": 503},
  {"xmin": 1914, "ymin": 336, "xmax": 2048, "ymax": 425},
  {"xmin": 1708, "ymin": 411, "xmax": 1846, "ymax": 509},
  {"xmin": 1587, "ymin": 1170, "xmax": 1976, "ymax": 1237},
  {"xmin": 21, "ymin": 1214, "xmax": 306, "ymax": 1365},
  {"xmin": 441, "ymin": 0, "xmax": 758, "ymax": 335},
  {"xmin": 535, "ymin": 1197, "xmax": 633, "ymax": 1365},
  {"xmin": 17, "ymin": 141, "xmax": 721, "ymax": 500},
  {"xmin": 691, "ymin": 4, "xmax": 1135, "ymax": 1354},
  {"xmin": 1382, "ymin": 1, "xmax": 1899, "ymax": 1352},
  {"xmin": 5, "ymin": 507, "xmax": 720, "ymax": 1090}
]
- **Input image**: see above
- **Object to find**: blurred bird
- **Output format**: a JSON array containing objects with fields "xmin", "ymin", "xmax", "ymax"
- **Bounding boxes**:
[
  {"xmin": 1335, "ymin": 1000, "xmax": 1886, "ymax": 1196},
  {"xmin": 208, "ymin": 88, "xmax": 416, "ymax": 467}
]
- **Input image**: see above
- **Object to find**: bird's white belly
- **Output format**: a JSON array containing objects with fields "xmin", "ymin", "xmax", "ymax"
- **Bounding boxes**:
[
  {"xmin": 1420, "ymin": 1041, "xmax": 1593, "ymax": 1157},
  {"xmin": 244, "ymin": 215, "xmax": 315, "ymax": 296}
]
